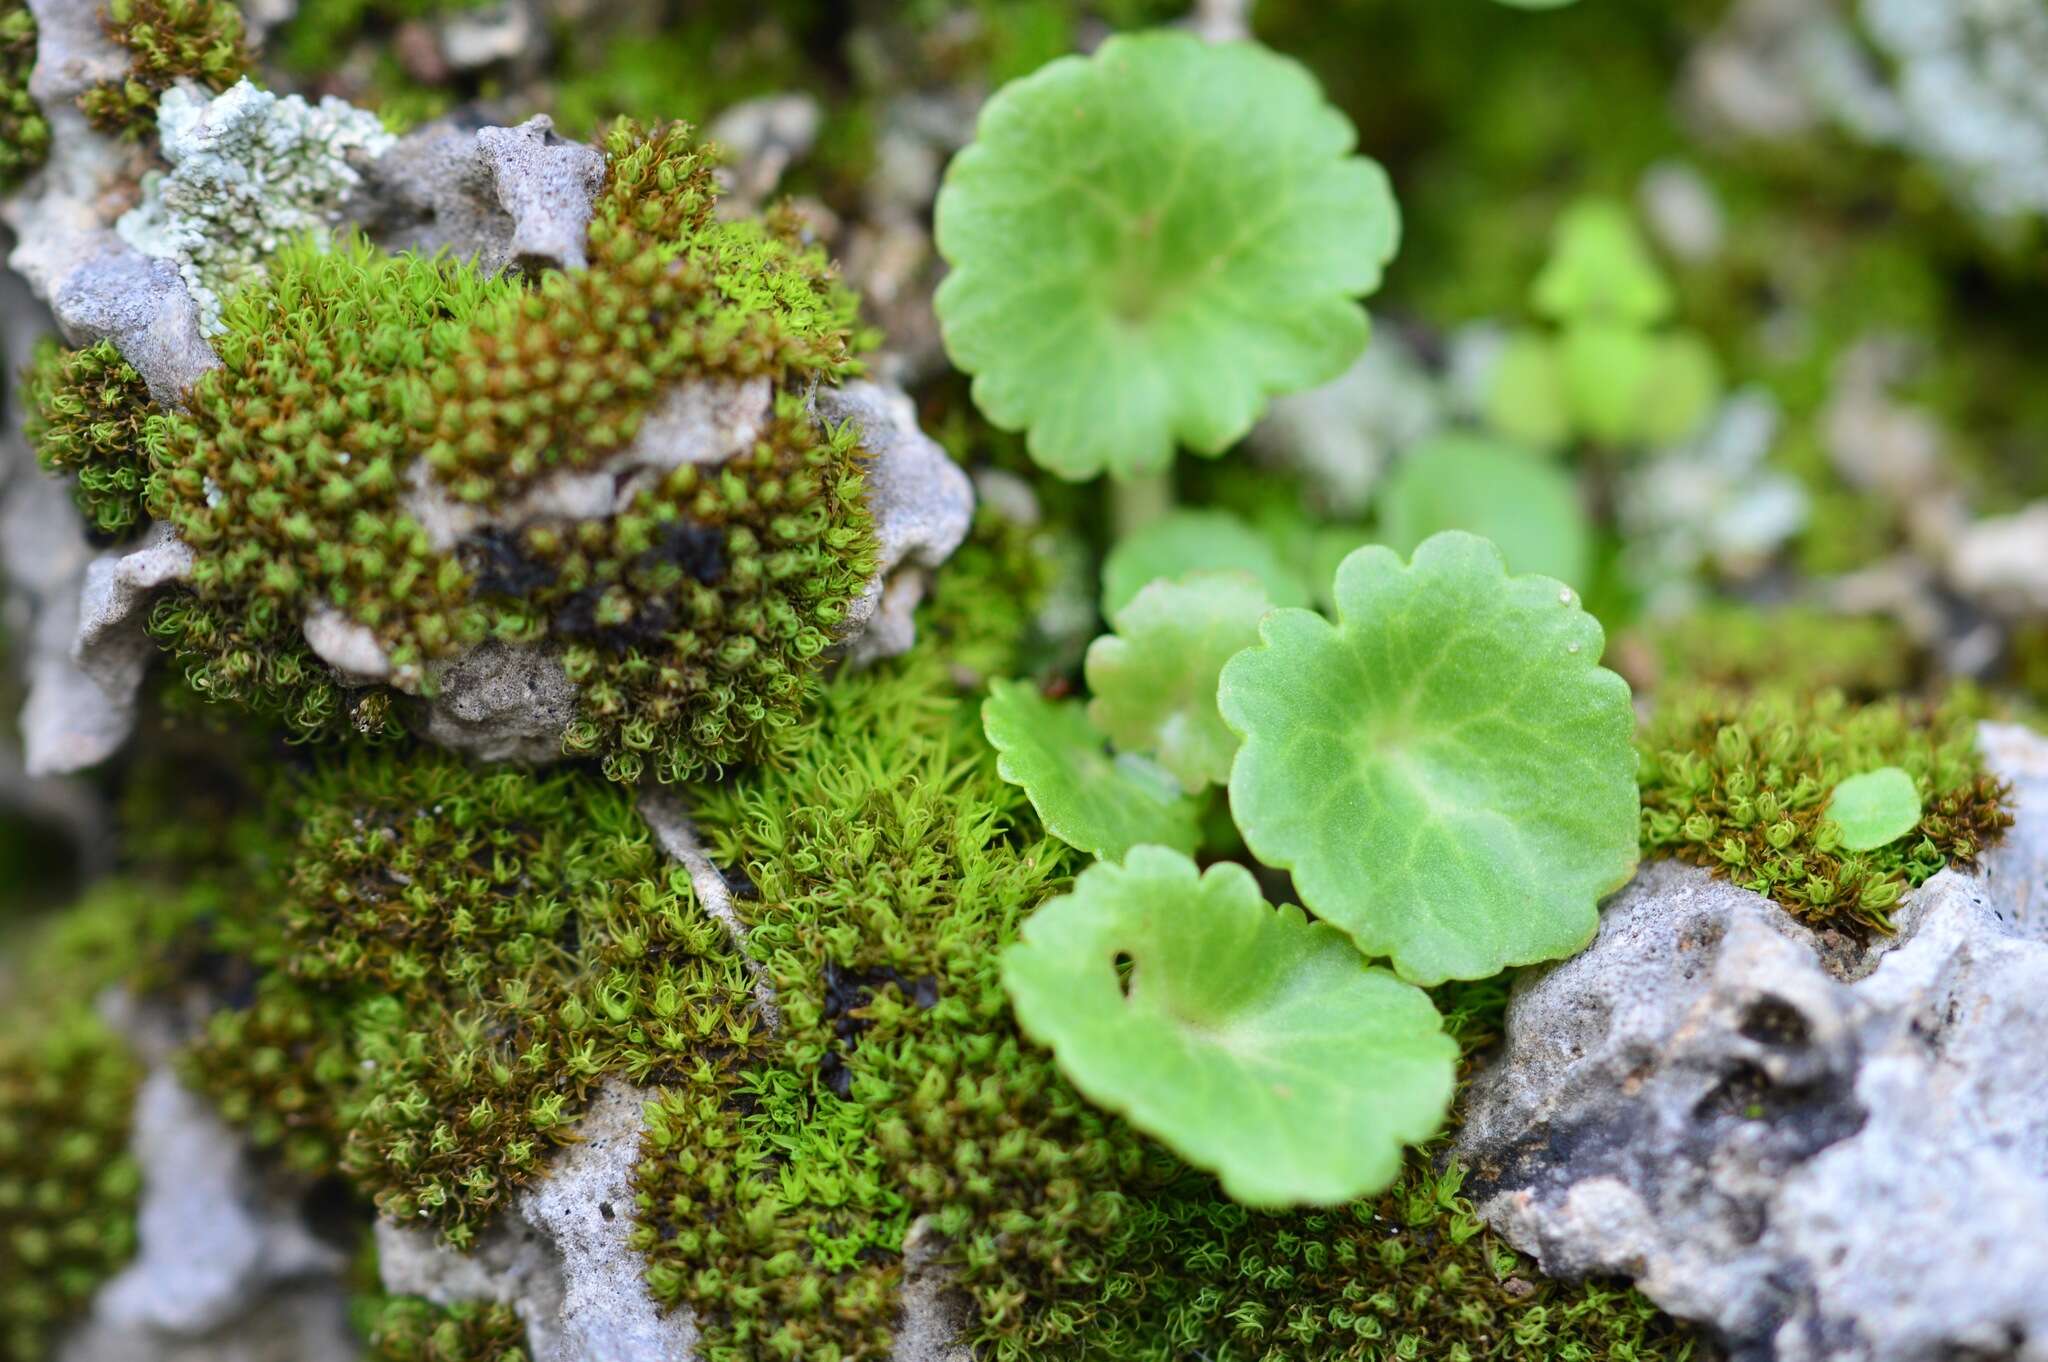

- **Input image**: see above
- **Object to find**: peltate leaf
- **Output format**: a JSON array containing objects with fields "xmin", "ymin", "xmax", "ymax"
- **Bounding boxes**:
[
  {"xmin": 1086, "ymin": 572, "xmax": 1271, "ymax": 792},
  {"xmin": 1375, "ymin": 433, "xmax": 1591, "ymax": 588},
  {"xmin": 1001, "ymin": 846, "xmax": 1458, "ymax": 1206},
  {"xmin": 1219, "ymin": 531, "xmax": 1639, "ymax": 984},
  {"xmin": 1827, "ymin": 767, "xmax": 1923, "ymax": 852},
  {"xmin": 933, "ymin": 31, "xmax": 1400, "ymax": 481},
  {"xmin": 982, "ymin": 677, "xmax": 1201, "ymax": 858}
]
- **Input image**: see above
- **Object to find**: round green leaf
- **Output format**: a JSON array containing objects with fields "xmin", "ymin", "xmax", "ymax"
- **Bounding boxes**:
[
  {"xmin": 1826, "ymin": 767, "xmax": 1922, "ymax": 852},
  {"xmin": 1001, "ymin": 846, "xmax": 1457, "ymax": 1206},
  {"xmin": 1219, "ymin": 531, "xmax": 1639, "ymax": 985},
  {"xmin": 982, "ymin": 677, "xmax": 1201, "ymax": 858},
  {"xmin": 1484, "ymin": 330, "xmax": 1571, "ymax": 452},
  {"xmin": 934, "ymin": 31, "xmax": 1400, "ymax": 481},
  {"xmin": 1376, "ymin": 433, "xmax": 1591, "ymax": 588},
  {"xmin": 1101, "ymin": 508, "xmax": 1312, "ymax": 618},
  {"xmin": 1086, "ymin": 572, "xmax": 1271, "ymax": 793}
]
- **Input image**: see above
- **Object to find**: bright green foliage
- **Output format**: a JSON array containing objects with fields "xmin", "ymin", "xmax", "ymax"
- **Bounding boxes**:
[
  {"xmin": 1826, "ymin": 766, "xmax": 1922, "ymax": 852},
  {"xmin": 1003, "ymin": 847, "xmax": 1456, "ymax": 1206},
  {"xmin": 23, "ymin": 339, "xmax": 158, "ymax": 538},
  {"xmin": 177, "ymin": 746, "xmax": 762, "ymax": 1246},
  {"xmin": 981, "ymin": 677, "xmax": 1200, "ymax": 857},
  {"xmin": 934, "ymin": 31, "xmax": 1399, "ymax": 481},
  {"xmin": 1220, "ymin": 532, "xmax": 1639, "ymax": 985},
  {"xmin": 1531, "ymin": 198, "xmax": 1672, "ymax": 325},
  {"xmin": 1647, "ymin": 603, "xmax": 1916, "ymax": 701},
  {"xmin": 0, "ymin": 0, "xmax": 46, "ymax": 191},
  {"xmin": 1486, "ymin": 198, "xmax": 1719, "ymax": 453},
  {"xmin": 1638, "ymin": 686, "xmax": 2012, "ymax": 930},
  {"xmin": 632, "ymin": 644, "xmax": 1100, "ymax": 1359},
  {"xmin": 118, "ymin": 120, "xmax": 877, "ymax": 778},
  {"xmin": 1375, "ymin": 432, "xmax": 1591, "ymax": 588},
  {"xmin": 1085, "ymin": 571, "xmax": 1269, "ymax": 792},
  {"xmin": 77, "ymin": 0, "xmax": 250, "ymax": 138},
  {"xmin": 1100, "ymin": 507, "xmax": 1311, "ymax": 617},
  {"xmin": 359, "ymin": 1293, "xmax": 531, "ymax": 1362},
  {"xmin": 0, "ymin": 1007, "xmax": 143, "ymax": 1362},
  {"xmin": 631, "ymin": 641, "xmax": 1686, "ymax": 1360}
]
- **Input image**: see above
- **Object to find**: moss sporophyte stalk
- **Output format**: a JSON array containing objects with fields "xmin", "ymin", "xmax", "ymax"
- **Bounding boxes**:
[{"xmin": 29, "ymin": 119, "xmax": 879, "ymax": 781}]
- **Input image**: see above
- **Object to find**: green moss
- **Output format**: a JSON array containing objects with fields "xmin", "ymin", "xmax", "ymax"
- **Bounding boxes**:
[
  {"xmin": 275, "ymin": 0, "xmax": 489, "ymax": 77},
  {"xmin": 110, "ymin": 121, "xmax": 877, "ymax": 779},
  {"xmin": 359, "ymin": 1293, "xmax": 530, "ymax": 1362},
  {"xmin": 0, "ymin": 1006, "xmax": 144, "ymax": 1362},
  {"xmin": 175, "ymin": 744, "xmax": 762, "ymax": 1247},
  {"xmin": 624, "ymin": 639, "xmax": 1694, "ymax": 1360},
  {"xmin": 77, "ymin": 0, "xmax": 250, "ymax": 139},
  {"xmin": 0, "ymin": 0, "xmax": 46, "ymax": 191},
  {"xmin": 23, "ymin": 339, "xmax": 160, "ymax": 540},
  {"xmin": 1645, "ymin": 602, "xmax": 1919, "ymax": 702},
  {"xmin": 1638, "ymin": 685, "xmax": 2013, "ymax": 931}
]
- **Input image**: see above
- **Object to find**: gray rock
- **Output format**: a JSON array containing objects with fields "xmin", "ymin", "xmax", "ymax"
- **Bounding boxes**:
[
  {"xmin": 352, "ymin": 115, "xmax": 604, "ymax": 276},
  {"xmin": 18, "ymin": 523, "xmax": 192, "ymax": 776},
  {"xmin": 815, "ymin": 380, "xmax": 975, "ymax": 666},
  {"xmin": 1247, "ymin": 330, "xmax": 1443, "ymax": 518},
  {"xmin": 416, "ymin": 639, "xmax": 579, "ymax": 764},
  {"xmin": 60, "ymin": 1285, "xmax": 361, "ymax": 1362},
  {"xmin": 435, "ymin": 0, "xmax": 539, "ymax": 70},
  {"xmin": 52, "ymin": 248, "xmax": 222, "ymax": 406},
  {"xmin": 91, "ymin": 1066, "xmax": 348, "ymax": 1339},
  {"xmin": 710, "ymin": 95, "xmax": 821, "ymax": 216},
  {"xmin": 1948, "ymin": 501, "xmax": 2048, "ymax": 616},
  {"xmin": 1457, "ymin": 721, "xmax": 2048, "ymax": 1362}
]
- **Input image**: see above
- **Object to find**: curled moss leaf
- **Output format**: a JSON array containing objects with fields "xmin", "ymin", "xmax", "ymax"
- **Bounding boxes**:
[
  {"xmin": 982, "ymin": 677, "xmax": 1200, "ymax": 858},
  {"xmin": 0, "ymin": 0, "xmax": 48, "ymax": 191},
  {"xmin": 1375, "ymin": 432, "xmax": 1591, "ymax": 588},
  {"xmin": 1101, "ymin": 507, "xmax": 1311, "ymax": 617},
  {"xmin": 1220, "ymin": 531, "xmax": 1639, "ymax": 985},
  {"xmin": 934, "ymin": 30, "xmax": 1399, "ymax": 481},
  {"xmin": 1825, "ymin": 766, "xmax": 1924, "ymax": 852},
  {"xmin": 1002, "ymin": 846, "xmax": 1457, "ymax": 1207},
  {"xmin": 1085, "ymin": 571, "xmax": 1270, "ymax": 793}
]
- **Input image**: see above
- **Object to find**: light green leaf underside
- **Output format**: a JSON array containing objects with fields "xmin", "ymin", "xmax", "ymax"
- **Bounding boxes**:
[
  {"xmin": 1100, "ymin": 508, "xmax": 1312, "ymax": 618},
  {"xmin": 1219, "ymin": 530, "xmax": 1640, "ymax": 985},
  {"xmin": 1087, "ymin": 572, "xmax": 1271, "ymax": 793},
  {"xmin": 1375, "ymin": 432, "xmax": 1591, "ymax": 589},
  {"xmin": 982, "ymin": 677, "xmax": 1201, "ymax": 858},
  {"xmin": 933, "ymin": 30, "xmax": 1399, "ymax": 481},
  {"xmin": 1827, "ymin": 766, "xmax": 1923, "ymax": 852},
  {"xmin": 1001, "ymin": 846, "xmax": 1457, "ymax": 1206}
]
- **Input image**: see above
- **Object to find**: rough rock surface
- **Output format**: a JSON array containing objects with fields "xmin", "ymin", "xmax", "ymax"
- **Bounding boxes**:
[
  {"xmin": 59, "ymin": 996, "xmax": 358, "ymax": 1362},
  {"xmin": 1457, "ymin": 720, "xmax": 2048, "ymax": 1362},
  {"xmin": 351, "ymin": 114, "xmax": 605, "ymax": 275},
  {"xmin": 381, "ymin": 1082, "xmax": 700, "ymax": 1362},
  {"xmin": 816, "ymin": 380, "xmax": 975, "ymax": 666}
]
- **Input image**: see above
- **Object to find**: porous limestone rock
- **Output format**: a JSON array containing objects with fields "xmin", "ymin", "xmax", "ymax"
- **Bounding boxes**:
[
  {"xmin": 814, "ymin": 379, "xmax": 975, "ymax": 667},
  {"xmin": 1456, "ymin": 720, "xmax": 2048, "ymax": 1362},
  {"xmin": 349, "ymin": 113, "xmax": 605, "ymax": 275}
]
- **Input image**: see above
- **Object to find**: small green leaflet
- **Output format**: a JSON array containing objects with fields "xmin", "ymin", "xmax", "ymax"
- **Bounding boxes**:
[
  {"xmin": 981, "ymin": 678, "xmax": 1201, "ymax": 858},
  {"xmin": 1100, "ymin": 508, "xmax": 1311, "ymax": 618},
  {"xmin": 1827, "ymin": 767, "xmax": 1923, "ymax": 852}
]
